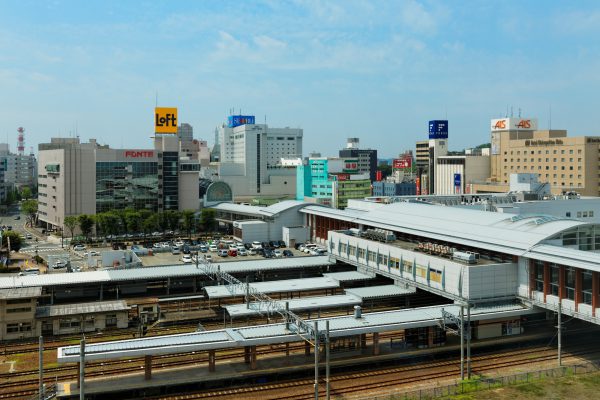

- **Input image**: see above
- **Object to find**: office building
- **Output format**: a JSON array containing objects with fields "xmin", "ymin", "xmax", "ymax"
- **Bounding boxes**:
[
  {"xmin": 0, "ymin": 143, "xmax": 37, "ymax": 191},
  {"xmin": 177, "ymin": 123, "xmax": 194, "ymax": 142},
  {"xmin": 471, "ymin": 117, "xmax": 600, "ymax": 196},
  {"xmin": 297, "ymin": 157, "xmax": 370, "ymax": 208},
  {"xmin": 216, "ymin": 115, "xmax": 302, "ymax": 201},
  {"xmin": 338, "ymin": 138, "xmax": 378, "ymax": 182},
  {"xmin": 37, "ymin": 136, "xmax": 200, "ymax": 231},
  {"xmin": 435, "ymin": 150, "xmax": 490, "ymax": 195},
  {"xmin": 372, "ymin": 181, "xmax": 417, "ymax": 197}
]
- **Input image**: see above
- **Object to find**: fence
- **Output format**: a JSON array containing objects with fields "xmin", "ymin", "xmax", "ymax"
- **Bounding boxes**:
[{"xmin": 346, "ymin": 361, "xmax": 600, "ymax": 400}]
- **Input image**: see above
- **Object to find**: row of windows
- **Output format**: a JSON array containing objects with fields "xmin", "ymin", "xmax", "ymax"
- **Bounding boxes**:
[
  {"xmin": 505, "ymin": 165, "xmax": 578, "ymax": 171},
  {"xmin": 506, "ymin": 149, "xmax": 581, "ymax": 155},
  {"xmin": 506, "ymin": 158, "xmax": 581, "ymax": 163},
  {"xmin": 6, "ymin": 307, "xmax": 32, "ymax": 314},
  {"xmin": 6, "ymin": 322, "xmax": 32, "ymax": 333}
]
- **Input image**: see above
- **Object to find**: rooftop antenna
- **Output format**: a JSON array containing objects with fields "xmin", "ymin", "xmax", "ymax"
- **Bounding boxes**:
[
  {"xmin": 505, "ymin": 105, "xmax": 509, "ymax": 118},
  {"xmin": 510, "ymin": 106, "xmax": 513, "ymax": 117},
  {"xmin": 518, "ymin": 107, "xmax": 521, "ymax": 118}
]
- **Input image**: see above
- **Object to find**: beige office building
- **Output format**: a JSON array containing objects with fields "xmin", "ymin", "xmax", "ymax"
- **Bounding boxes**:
[{"xmin": 472, "ymin": 117, "xmax": 600, "ymax": 196}]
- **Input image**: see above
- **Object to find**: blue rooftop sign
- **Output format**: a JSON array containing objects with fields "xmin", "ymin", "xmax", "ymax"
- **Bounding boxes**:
[
  {"xmin": 429, "ymin": 120, "xmax": 448, "ymax": 139},
  {"xmin": 228, "ymin": 115, "xmax": 255, "ymax": 128}
]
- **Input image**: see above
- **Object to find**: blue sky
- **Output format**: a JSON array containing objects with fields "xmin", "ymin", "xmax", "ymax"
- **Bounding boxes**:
[{"xmin": 1, "ymin": 0, "xmax": 599, "ymax": 157}]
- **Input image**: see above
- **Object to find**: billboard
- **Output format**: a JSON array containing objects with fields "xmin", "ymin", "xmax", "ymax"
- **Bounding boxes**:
[
  {"xmin": 343, "ymin": 160, "xmax": 358, "ymax": 173},
  {"xmin": 490, "ymin": 118, "xmax": 538, "ymax": 131},
  {"xmin": 228, "ymin": 115, "xmax": 255, "ymax": 128},
  {"xmin": 155, "ymin": 107, "xmax": 178, "ymax": 134},
  {"xmin": 393, "ymin": 158, "xmax": 412, "ymax": 169},
  {"xmin": 454, "ymin": 173, "xmax": 462, "ymax": 194},
  {"xmin": 429, "ymin": 120, "xmax": 448, "ymax": 139}
]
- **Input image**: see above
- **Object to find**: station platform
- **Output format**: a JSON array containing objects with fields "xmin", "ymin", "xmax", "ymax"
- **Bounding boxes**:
[
  {"xmin": 55, "ymin": 324, "xmax": 557, "ymax": 399},
  {"xmin": 58, "ymin": 303, "xmax": 537, "ymax": 362}
]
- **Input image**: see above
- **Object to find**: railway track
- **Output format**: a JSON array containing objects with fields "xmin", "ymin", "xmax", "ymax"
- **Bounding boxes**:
[{"xmin": 148, "ymin": 345, "xmax": 600, "ymax": 400}]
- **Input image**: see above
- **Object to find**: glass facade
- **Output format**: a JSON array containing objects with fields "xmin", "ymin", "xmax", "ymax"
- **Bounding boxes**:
[
  {"xmin": 162, "ymin": 152, "xmax": 179, "ymax": 210},
  {"xmin": 96, "ymin": 161, "xmax": 159, "ymax": 213}
]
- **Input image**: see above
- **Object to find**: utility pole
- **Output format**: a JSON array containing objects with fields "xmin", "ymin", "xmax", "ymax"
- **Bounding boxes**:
[
  {"xmin": 79, "ymin": 339, "xmax": 85, "ymax": 400},
  {"xmin": 558, "ymin": 300, "xmax": 562, "ymax": 366},
  {"xmin": 325, "ymin": 320, "xmax": 330, "ymax": 400},
  {"xmin": 314, "ymin": 321, "xmax": 319, "ymax": 400},
  {"xmin": 467, "ymin": 303, "xmax": 471, "ymax": 379},
  {"xmin": 460, "ymin": 305, "xmax": 464, "ymax": 380},
  {"xmin": 39, "ymin": 336, "xmax": 44, "ymax": 400}
]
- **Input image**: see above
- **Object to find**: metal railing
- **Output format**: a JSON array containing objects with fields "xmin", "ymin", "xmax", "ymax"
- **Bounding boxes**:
[{"xmin": 195, "ymin": 257, "xmax": 320, "ymax": 344}]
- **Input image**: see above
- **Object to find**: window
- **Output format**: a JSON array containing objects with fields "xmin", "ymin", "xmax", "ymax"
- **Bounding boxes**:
[
  {"xmin": 577, "ymin": 212, "xmax": 582, "ymax": 218},
  {"xmin": 534, "ymin": 260, "xmax": 544, "ymax": 292},
  {"xmin": 564, "ymin": 267, "xmax": 575, "ymax": 300},
  {"xmin": 7, "ymin": 307, "xmax": 32, "ymax": 314},
  {"xmin": 566, "ymin": 212, "xmax": 571, "ymax": 217},
  {"xmin": 583, "ymin": 271, "xmax": 593, "ymax": 305},
  {"xmin": 550, "ymin": 264, "xmax": 559, "ymax": 296},
  {"xmin": 6, "ymin": 323, "xmax": 32, "ymax": 333}
]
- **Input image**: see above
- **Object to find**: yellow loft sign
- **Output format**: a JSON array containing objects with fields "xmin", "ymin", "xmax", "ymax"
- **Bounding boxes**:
[{"xmin": 154, "ymin": 107, "xmax": 178, "ymax": 133}]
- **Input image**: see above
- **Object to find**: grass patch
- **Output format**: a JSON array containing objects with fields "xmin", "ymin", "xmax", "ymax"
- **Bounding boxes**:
[{"xmin": 514, "ymin": 382, "xmax": 545, "ymax": 396}]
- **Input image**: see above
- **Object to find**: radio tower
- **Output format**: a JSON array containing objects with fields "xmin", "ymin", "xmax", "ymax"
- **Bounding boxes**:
[{"xmin": 17, "ymin": 127, "xmax": 25, "ymax": 155}]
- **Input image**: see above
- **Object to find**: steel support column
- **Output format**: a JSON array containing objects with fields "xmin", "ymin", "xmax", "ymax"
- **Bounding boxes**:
[{"xmin": 144, "ymin": 355, "xmax": 152, "ymax": 380}]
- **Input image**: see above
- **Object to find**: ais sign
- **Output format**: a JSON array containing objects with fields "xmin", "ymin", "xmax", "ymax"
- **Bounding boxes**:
[
  {"xmin": 228, "ymin": 115, "xmax": 255, "ymax": 128},
  {"xmin": 491, "ymin": 118, "xmax": 538, "ymax": 131},
  {"xmin": 429, "ymin": 120, "xmax": 448, "ymax": 139},
  {"xmin": 155, "ymin": 107, "xmax": 178, "ymax": 134}
]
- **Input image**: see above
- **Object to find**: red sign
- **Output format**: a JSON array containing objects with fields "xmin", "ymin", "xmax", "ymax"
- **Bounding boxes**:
[
  {"xmin": 416, "ymin": 177, "xmax": 421, "ymax": 195},
  {"xmin": 125, "ymin": 151, "xmax": 154, "ymax": 158},
  {"xmin": 344, "ymin": 162, "xmax": 357, "ymax": 169},
  {"xmin": 336, "ymin": 173, "xmax": 350, "ymax": 181},
  {"xmin": 393, "ymin": 158, "xmax": 412, "ymax": 169},
  {"xmin": 376, "ymin": 170, "xmax": 383, "ymax": 181},
  {"xmin": 516, "ymin": 119, "xmax": 531, "ymax": 128},
  {"xmin": 493, "ymin": 120, "xmax": 506, "ymax": 129}
]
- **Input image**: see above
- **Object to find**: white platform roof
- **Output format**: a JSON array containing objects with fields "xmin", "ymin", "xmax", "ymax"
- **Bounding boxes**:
[
  {"xmin": 302, "ymin": 203, "xmax": 590, "ymax": 256},
  {"xmin": 525, "ymin": 244, "xmax": 600, "ymax": 272},
  {"xmin": 36, "ymin": 300, "xmax": 128, "ymax": 318},
  {"xmin": 322, "ymin": 271, "xmax": 374, "ymax": 282},
  {"xmin": 224, "ymin": 294, "xmax": 362, "ymax": 318},
  {"xmin": 345, "ymin": 285, "xmax": 416, "ymax": 300},
  {"xmin": 57, "ymin": 303, "xmax": 538, "ymax": 362},
  {"xmin": 212, "ymin": 200, "xmax": 307, "ymax": 218},
  {"xmin": 204, "ymin": 277, "xmax": 340, "ymax": 299},
  {"xmin": 0, "ymin": 256, "xmax": 332, "ymax": 289}
]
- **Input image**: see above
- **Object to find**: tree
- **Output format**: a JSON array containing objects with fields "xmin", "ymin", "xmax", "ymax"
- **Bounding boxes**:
[
  {"xmin": 125, "ymin": 210, "xmax": 141, "ymax": 234},
  {"xmin": 181, "ymin": 210, "xmax": 196, "ymax": 239},
  {"xmin": 21, "ymin": 199, "xmax": 38, "ymax": 227},
  {"xmin": 2, "ymin": 231, "xmax": 23, "ymax": 252},
  {"xmin": 20, "ymin": 186, "xmax": 32, "ymax": 200},
  {"xmin": 142, "ymin": 213, "xmax": 159, "ymax": 235},
  {"xmin": 78, "ymin": 215, "xmax": 94, "ymax": 242},
  {"xmin": 63, "ymin": 216, "xmax": 78, "ymax": 240},
  {"xmin": 200, "ymin": 209, "xmax": 216, "ymax": 232},
  {"xmin": 165, "ymin": 210, "xmax": 181, "ymax": 231}
]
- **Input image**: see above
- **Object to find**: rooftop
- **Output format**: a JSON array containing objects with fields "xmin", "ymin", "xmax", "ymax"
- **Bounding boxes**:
[
  {"xmin": 224, "ymin": 294, "xmax": 362, "ymax": 318},
  {"xmin": 204, "ymin": 276, "xmax": 340, "ymax": 299},
  {"xmin": 345, "ymin": 285, "xmax": 416, "ymax": 300},
  {"xmin": 302, "ymin": 202, "xmax": 590, "ymax": 256},
  {"xmin": 0, "ymin": 256, "xmax": 333, "ymax": 289},
  {"xmin": 36, "ymin": 300, "xmax": 128, "ymax": 318},
  {"xmin": 58, "ymin": 303, "xmax": 537, "ymax": 362},
  {"xmin": 0, "ymin": 286, "xmax": 42, "ymax": 299}
]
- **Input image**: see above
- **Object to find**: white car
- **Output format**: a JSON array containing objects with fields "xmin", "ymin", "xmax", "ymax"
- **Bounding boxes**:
[
  {"xmin": 228, "ymin": 244, "xmax": 238, "ymax": 251},
  {"xmin": 252, "ymin": 241, "xmax": 262, "ymax": 249},
  {"xmin": 209, "ymin": 244, "xmax": 218, "ymax": 252},
  {"xmin": 273, "ymin": 250, "xmax": 283, "ymax": 257},
  {"xmin": 238, "ymin": 248, "xmax": 248, "ymax": 256},
  {"xmin": 83, "ymin": 250, "xmax": 100, "ymax": 257},
  {"xmin": 175, "ymin": 240, "xmax": 184, "ymax": 247},
  {"xmin": 181, "ymin": 254, "xmax": 193, "ymax": 263},
  {"xmin": 73, "ymin": 244, "xmax": 86, "ymax": 251},
  {"xmin": 204, "ymin": 254, "xmax": 212, "ymax": 262},
  {"xmin": 153, "ymin": 243, "xmax": 161, "ymax": 249},
  {"xmin": 248, "ymin": 249, "xmax": 257, "ymax": 256}
]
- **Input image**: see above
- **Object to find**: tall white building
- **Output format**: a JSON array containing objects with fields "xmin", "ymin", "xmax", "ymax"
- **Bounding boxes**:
[{"xmin": 216, "ymin": 116, "xmax": 302, "ymax": 200}]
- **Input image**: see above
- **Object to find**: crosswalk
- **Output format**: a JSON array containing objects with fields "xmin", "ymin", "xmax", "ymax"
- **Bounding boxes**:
[{"xmin": 19, "ymin": 247, "xmax": 68, "ymax": 254}]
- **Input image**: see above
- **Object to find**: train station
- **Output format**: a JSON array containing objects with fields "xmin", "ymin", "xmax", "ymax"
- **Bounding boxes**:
[{"xmin": 7, "ymin": 200, "xmax": 600, "ymax": 399}]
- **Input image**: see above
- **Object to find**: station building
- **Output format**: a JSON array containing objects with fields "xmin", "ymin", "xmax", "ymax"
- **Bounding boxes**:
[
  {"xmin": 301, "ymin": 200, "xmax": 600, "ymax": 325},
  {"xmin": 37, "ymin": 136, "xmax": 200, "ymax": 231}
]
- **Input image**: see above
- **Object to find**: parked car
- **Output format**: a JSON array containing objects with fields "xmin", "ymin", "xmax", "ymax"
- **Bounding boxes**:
[
  {"xmin": 181, "ymin": 254, "xmax": 193, "ymax": 263},
  {"xmin": 252, "ymin": 241, "xmax": 263, "ymax": 249},
  {"xmin": 25, "ymin": 233, "xmax": 32, "ymax": 239},
  {"xmin": 263, "ymin": 249, "xmax": 274, "ymax": 258},
  {"xmin": 261, "ymin": 241, "xmax": 271, "ymax": 250},
  {"xmin": 228, "ymin": 244, "xmax": 238, "ymax": 251},
  {"xmin": 295, "ymin": 243, "xmax": 304, "ymax": 250},
  {"xmin": 19, "ymin": 267, "xmax": 40, "ymax": 276},
  {"xmin": 278, "ymin": 240, "xmax": 286, "ymax": 248},
  {"xmin": 218, "ymin": 249, "xmax": 229, "ymax": 257},
  {"xmin": 182, "ymin": 245, "xmax": 191, "ymax": 254},
  {"xmin": 269, "ymin": 241, "xmax": 279, "ymax": 248},
  {"xmin": 238, "ymin": 248, "xmax": 248, "ymax": 256},
  {"xmin": 199, "ymin": 245, "xmax": 208, "ymax": 253},
  {"xmin": 248, "ymin": 248, "xmax": 257, "ymax": 256},
  {"xmin": 273, "ymin": 249, "xmax": 283, "ymax": 257},
  {"xmin": 283, "ymin": 249, "xmax": 293, "ymax": 257},
  {"xmin": 52, "ymin": 260, "xmax": 68, "ymax": 269},
  {"xmin": 204, "ymin": 254, "xmax": 213, "ymax": 262},
  {"xmin": 209, "ymin": 244, "xmax": 219, "ymax": 252},
  {"xmin": 73, "ymin": 244, "xmax": 86, "ymax": 251},
  {"xmin": 153, "ymin": 243, "xmax": 161, "ymax": 249},
  {"xmin": 83, "ymin": 250, "xmax": 100, "ymax": 257},
  {"xmin": 236, "ymin": 244, "xmax": 245, "ymax": 251},
  {"xmin": 244, "ymin": 243, "xmax": 253, "ymax": 250},
  {"xmin": 171, "ymin": 246, "xmax": 181, "ymax": 255},
  {"xmin": 228, "ymin": 249, "xmax": 238, "ymax": 257}
]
